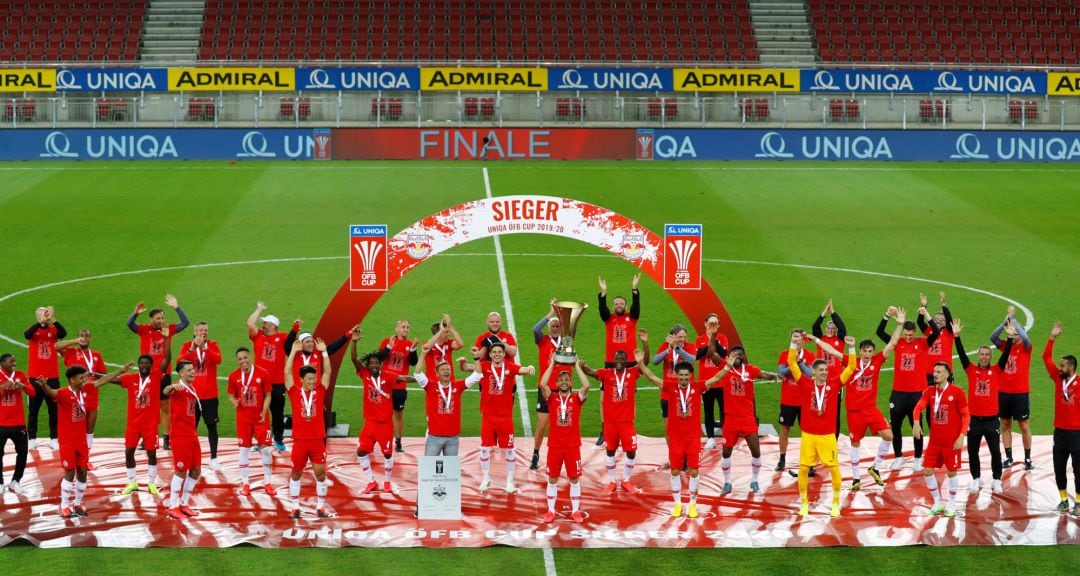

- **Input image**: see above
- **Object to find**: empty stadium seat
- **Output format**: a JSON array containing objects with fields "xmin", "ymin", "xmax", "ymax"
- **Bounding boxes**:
[
  {"xmin": 371, "ymin": 97, "xmax": 403, "ymax": 120},
  {"xmin": 187, "ymin": 97, "xmax": 216, "ymax": 121},
  {"xmin": 197, "ymin": 0, "xmax": 759, "ymax": 62},
  {"xmin": 1, "ymin": 1, "xmax": 145, "ymax": 62},
  {"xmin": 279, "ymin": 97, "xmax": 311, "ymax": 120}
]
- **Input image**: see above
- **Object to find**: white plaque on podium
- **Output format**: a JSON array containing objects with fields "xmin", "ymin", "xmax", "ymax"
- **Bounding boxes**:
[{"xmin": 417, "ymin": 455, "xmax": 461, "ymax": 520}]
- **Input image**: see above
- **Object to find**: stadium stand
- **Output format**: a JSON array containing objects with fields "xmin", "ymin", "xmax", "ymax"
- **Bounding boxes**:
[
  {"xmin": 809, "ymin": 0, "xmax": 1079, "ymax": 65},
  {"xmin": 0, "ymin": 0, "xmax": 144, "ymax": 62},
  {"xmin": 197, "ymin": 1, "xmax": 758, "ymax": 62}
]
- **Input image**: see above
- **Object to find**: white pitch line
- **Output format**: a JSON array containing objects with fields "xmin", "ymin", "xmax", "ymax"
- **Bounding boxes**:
[
  {"xmin": 483, "ymin": 166, "xmax": 534, "ymax": 439},
  {"xmin": 542, "ymin": 546, "xmax": 558, "ymax": 576}
]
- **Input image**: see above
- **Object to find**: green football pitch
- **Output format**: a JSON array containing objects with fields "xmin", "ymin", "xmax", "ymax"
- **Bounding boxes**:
[{"xmin": 2, "ymin": 160, "xmax": 1080, "ymax": 571}]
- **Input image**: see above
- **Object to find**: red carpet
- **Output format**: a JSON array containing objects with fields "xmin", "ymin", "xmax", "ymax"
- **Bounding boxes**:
[{"xmin": 0, "ymin": 436, "xmax": 1076, "ymax": 548}]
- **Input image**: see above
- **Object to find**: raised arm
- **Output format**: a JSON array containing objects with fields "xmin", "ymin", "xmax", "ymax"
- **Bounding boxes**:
[
  {"xmin": 629, "ymin": 273, "xmax": 641, "ymax": 320},
  {"xmin": 811, "ymin": 300, "xmax": 829, "ymax": 338},
  {"xmin": 284, "ymin": 318, "xmax": 300, "ymax": 354},
  {"xmin": 881, "ymin": 308, "xmax": 906, "ymax": 357},
  {"xmin": 1043, "ymin": 321, "xmax": 1062, "ymax": 378},
  {"xmin": 538, "ymin": 362, "xmax": 555, "ymax": 401},
  {"xmin": 832, "ymin": 311, "xmax": 847, "ymax": 340},
  {"xmin": 349, "ymin": 330, "xmax": 363, "ymax": 372},
  {"xmin": 838, "ymin": 336, "xmax": 858, "ymax": 383},
  {"xmin": 284, "ymin": 345, "xmax": 299, "ymax": 390},
  {"xmin": 168, "ymin": 295, "xmax": 190, "ymax": 333},
  {"xmin": 634, "ymin": 348, "xmax": 664, "ymax": 387},
  {"xmin": 126, "ymin": 302, "xmax": 144, "ymax": 334},
  {"xmin": 575, "ymin": 361, "xmax": 592, "ymax": 398},
  {"xmin": 533, "ymin": 315, "xmax": 549, "ymax": 345},
  {"xmin": 1011, "ymin": 318, "xmax": 1032, "ymax": 350},
  {"xmin": 597, "ymin": 276, "xmax": 611, "ymax": 322},
  {"xmin": 246, "ymin": 302, "xmax": 265, "ymax": 339},
  {"xmin": 990, "ymin": 307, "xmax": 1012, "ymax": 347},
  {"xmin": 997, "ymin": 336, "xmax": 1014, "ymax": 371},
  {"xmin": 877, "ymin": 306, "xmax": 896, "ymax": 344},
  {"xmin": 160, "ymin": 325, "xmax": 173, "ymax": 373},
  {"xmin": 954, "ymin": 330, "xmax": 971, "ymax": 370},
  {"xmin": 316, "ymin": 339, "xmax": 332, "ymax": 388},
  {"xmin": 95, "ymin": 362, "xmax": 134, "ymax": 387},
  {"xmin": 923, "ymin": 307, "xmax": 942, "ymax": 348},
  {"xmin": 810, "ymin": 334, "xmax": 843, "ymax": 360}
]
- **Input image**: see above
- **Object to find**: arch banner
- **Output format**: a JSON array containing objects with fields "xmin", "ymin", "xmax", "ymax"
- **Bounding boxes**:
[{"xmin": 316, "ymin": 195, "xmax": 740, "ymax": 410}]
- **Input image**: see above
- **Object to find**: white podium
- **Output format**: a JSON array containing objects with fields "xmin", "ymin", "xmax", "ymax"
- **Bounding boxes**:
[{"xmin": 417, "ymin": 455, "xmax": 462, "ymax": 520}]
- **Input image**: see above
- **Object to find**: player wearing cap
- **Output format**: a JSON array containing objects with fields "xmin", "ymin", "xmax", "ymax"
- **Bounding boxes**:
[{"xmin": 247, "ymin": 302, "xmax": 291, "ymax": 451}]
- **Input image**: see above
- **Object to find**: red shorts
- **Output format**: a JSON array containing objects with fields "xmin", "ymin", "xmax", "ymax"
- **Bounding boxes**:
[
  {"xmin": 722, "ymin": 417, "xmax": 758, "ymax": 448},
  {"xmin": 358, "ymin": 419, "xmax": 394, "ymax": 455},
  {"xmin": 481, "ymin": 415, "xmax": 515, "ymax": 449},
  {"xmin": 923, "ymin": 443, "xmax": 961, "ymax": 472},
  {"xmin": 171, "ymin": 435, "xmax": 201, "ymax": 472},
  {"xmin": 603, "ymin": 420, "xmax": 637, "ymax": 452},
  {"xmin": 547, "ymin": 446, "xmax": 582, "ymax": 479},
  {"xmin": 124, "ymin": 424, "xmax": 158, "ymax": 451},
  {"xmin": 668, "ymin": 434, "xmax": 702, "ymax": 470},
  {"xmin": 291, "ymin": 438, "xmax": 327, "ymax": 472},
  {"xmin": 847, "ymin": 408, "xmax": 889, "ymax": 443},
  {"xmin": 59, "ymin": 440, "xmax": 89, "ymax": 471},
  {"xmin": 237, "ymin": 419, "xmax": 271, "ymax": 448}
]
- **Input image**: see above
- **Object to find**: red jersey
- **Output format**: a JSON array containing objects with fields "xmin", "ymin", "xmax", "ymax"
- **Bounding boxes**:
[
  {"xmin": 965, "ymin": 364, "xmax": 1001, "ymax": 418},
  {"xmin": 721, "ymin": 363, "xmax": 762, "ymax": 420},
  {"xmin": 603, "ymin": 313, "xmax": 638, "ymax": 363},
  {"xmin": 917, "ymin": 384, "xmax": 968, "ymax": 447},
  {"xmin": 119, "ymin": 371, "xmax": 161, "ymax": 429},
  {"xmin": 1044, "ymin": 340, "xmax": 1080, "ymax": 431},
  {"xmin": 778, "ymin": 348, "xmax": 816, "ymax": 406},
  {"xmin": 846, "ymin": 352, "xmax": 886, "ymax": 412},
  {"xmin": 227, "ymin": 366, "xmax": 271, "ymax": 423},
  {"xmin": 598, "ymin": 366, "xmax": 639, "ymax": 423},
  {"xmin": 60, "ymin": 347, "xmax": 106, "ymax": 378},
  {"xmin": 290, "ymin": 350, "xmax": 327, "ymax": 386},
  {"xmin": 136, "ymin": 323, "xmax": 177, "ymax": 373},
  {"xmin": 423, "ymin": 340, "xmax": 457, "ymax": 380},
  {"xmin": 0, "ymin": 369, "xmax": 34, "ymax": 427},
  {"xmin": 379, "ymin": 336, "xmax": 416, "ymax": 390},
  {"xmin": 815, "ymin": 335, "xmax": 845, "ymax": 373},
  {"xmin": 536, "ymin": 334, "xmax": 571, "ymax": 390},
  {"xmin": 55, "ymin": 387, "xmax": 89, "ymax": 443},
  {"xmin": 657, "ymin": 342, "xmax": 697, "ymax": 400},
  {"xmin": 250, "ymin": 331, "xmax": 289, "ymax": 383},
  {"xmin": 891, "ymin": 337, "xmax": 930, "ymax": 392},
  {"xmin": 418, "ymin": 372, "xmax": 470, "ymax": 437},
  {"xmin": 26, "ymin": 324, "xmax": 61, "ymax": 379},
  {"xmin": 169, "ymin": 383, "xmax": 200, "ymax": 438},
  {"xmin": 357, "ymin": 367, "xmax": 394, "ymax": 422},
  {"xmin": 925, "ymin": 327, "xmax": 955, "ymax": 373},
  {"xmin": 479, "ymin": 360, "xmax": 521, "ymax": 417},
  {"xmin": 998, "ymin": 340, "xmax": 1033, "ymax": 394},
  {"xmin": 665, "ymin": 379, "xmax": 706, "ymax": 438},
  {"xmin": 547, "ymin": 390, "xmax": 586, "ymax": 448},
  {"xmin": 475, "ymin": 330, "xmax": 518, "ymax": 358},
  {"xmin": 288, "ymin": 385, "xmax": 327, "ymax": 440},
  {"xmin": 797, "ymin": 376, "xmax": 845, "ymax": 436},
  {"xmin": 179, "ymin": 340, "xmax": 222, "ymax": 400},
  {"xmin": 695, "ymin": 334, "xmax": 729, "ymax": 382}
]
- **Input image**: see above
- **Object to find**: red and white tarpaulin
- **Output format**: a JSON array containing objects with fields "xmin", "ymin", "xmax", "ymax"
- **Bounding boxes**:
[{"xmin": 1, "ymin": 436, "xmax": 1077, "ymax": 548}]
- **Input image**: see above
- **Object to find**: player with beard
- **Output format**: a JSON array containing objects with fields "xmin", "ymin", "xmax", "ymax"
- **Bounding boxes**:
[
  {"xmin": 473, "ymin": 312, "xmax": 518, "ymax": 361},
  {"xmin": 877, "ymin": 305, "xmax": 941, "ymax": 471},
  {"xmin": 990, "ymin": 306, "xmax": 1035, "ymax": 471},
  {"xmin": 25, "ymin": 306, "xmax": 67, "ymax": 450},
  {"xmin": 953, "ymin": 319, "xmax": 1012, "ymax": 494},
  {"xmin": 531, "ymin": 301, "xmax": 569, "ymax": 469},
  {"xmin": 179, "ymin": 322, "xmax": 223, "ymax": 470},
  {"xmin": 597, "ymin": 274, "xmax": 641, "ymax": 446},
  {"xmin": 127, "ymin": 295, "xmax": 190, "ymax": 451},
  {"xmin": 1043, "ymin": 321, "xmax": 1080, "ymax": 515}
]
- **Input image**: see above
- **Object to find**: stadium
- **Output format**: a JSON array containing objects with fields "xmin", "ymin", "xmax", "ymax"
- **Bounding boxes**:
[{"xmin": 2, "ymin": 0, "xmax": 1080, "ymax": 574}]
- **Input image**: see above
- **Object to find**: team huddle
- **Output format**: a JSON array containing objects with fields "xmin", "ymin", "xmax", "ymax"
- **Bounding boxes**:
[{"xmin": 1, "ymin": 281, "xmax": 1078, "ymax": 523}]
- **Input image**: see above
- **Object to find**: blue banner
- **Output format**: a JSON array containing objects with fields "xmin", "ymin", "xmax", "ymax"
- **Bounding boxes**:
[
  {"xmin": 802, "ymin": 69, "xmax": 1046, "ymax": 95},
  {"xmin": 645, "ymin": 129, "xmax": 1080, "ymax": 162},
  {"xmin": 55, "ymin": 68, "xmax": 170, "ymax": 92},
  {"xmin": 1, "ymin": 129, "xmax": 315, "ymax": 160},
  {"xmin": 548, "ymin": 68, "xmax": 674, "ymax": 91},
  {"xmin": 296, "ymin": 67, "xmax": 420, "ymax": 91}
]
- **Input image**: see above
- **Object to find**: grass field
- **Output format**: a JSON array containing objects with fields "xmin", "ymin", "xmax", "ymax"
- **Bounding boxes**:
[{"xmin": 3, "ymin": 160, "xmax": 1080, "ymax": 572}]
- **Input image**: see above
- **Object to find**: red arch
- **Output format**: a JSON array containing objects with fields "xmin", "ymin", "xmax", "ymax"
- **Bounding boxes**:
[{"xmin": 314, "ymin": 196, "xmax": 740, "ymax": 411}]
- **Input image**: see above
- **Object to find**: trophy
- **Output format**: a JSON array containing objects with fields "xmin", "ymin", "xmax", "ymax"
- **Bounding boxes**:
[{"xmin": 552, "ymin": 300, "xmax": 588, "ymax": 365}]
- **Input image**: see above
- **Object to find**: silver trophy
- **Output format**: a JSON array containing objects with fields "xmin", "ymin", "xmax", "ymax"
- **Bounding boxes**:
[{"xmin": 552, "ymin": 300, "xmax": 588, "ymax": 365}]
